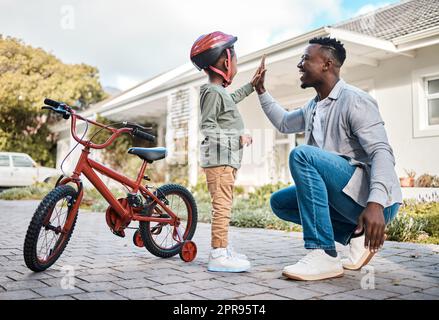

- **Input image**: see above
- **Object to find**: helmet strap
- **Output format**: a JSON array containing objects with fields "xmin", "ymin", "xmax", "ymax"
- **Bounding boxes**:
[{"xmin": 208, "ymin": 48, "xmax": 232, "ymax": 87}]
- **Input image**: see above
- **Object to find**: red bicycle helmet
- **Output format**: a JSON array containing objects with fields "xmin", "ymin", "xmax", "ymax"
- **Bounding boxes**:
[{"xmin": 190, "ymin": 31, "xmax": 237, "ymax": 87}]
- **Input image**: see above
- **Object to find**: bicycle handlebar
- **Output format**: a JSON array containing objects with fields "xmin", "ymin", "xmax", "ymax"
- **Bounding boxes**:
[
  {"xmin": 42, "ymin": 98, "xmax": 156, "ymax": 149},
  {"xmin": 42, "ymin": 98, "xmax": 71, "ymax": 119},
  {"xmin": 132, "ymin": 127, "xmax": 156, "ymax": 143},
  {"xmin": 44, "ymin": 98, "xmax": 62, "ymax": 108}
]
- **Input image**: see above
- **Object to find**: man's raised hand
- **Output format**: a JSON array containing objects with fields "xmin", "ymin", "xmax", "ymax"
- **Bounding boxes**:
[{"xmin": 251, "ymin": 55, "xmax": 267, "ymax": 94}]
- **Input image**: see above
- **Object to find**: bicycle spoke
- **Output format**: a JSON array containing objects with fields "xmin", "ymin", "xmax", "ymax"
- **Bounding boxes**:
[
  {"xmin": 45, "ymin": 232, "xmax": 58, "ymax": 258},
  {"xmin": 36, "ymin": 196, "xmax": 71, "ymax": 262},
  {"xmin": 39, "ymin": 231, "xmax": 50, "ymax": 261},
  {"xmin": 145, "ymin": 189, "xmax": 193, "ymax": 252},
  {"xmin": 159, "ymin": 226, "xmax": 172, "ymax": 247},
  {"xmin": 55, "ymin": 199, "xmax": 64, "ymax": 226},
  {"xmin": 38, "ymin": 230, "xmax": 48, "ymax": 260}
]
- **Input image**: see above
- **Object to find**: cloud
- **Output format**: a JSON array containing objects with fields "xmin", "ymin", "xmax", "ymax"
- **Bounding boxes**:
[
  {"xmin": 353, "ymin": 2, "xmax": 390, "ymax": 17},
  {"xmin": 1, "ymin": 0, "xmax": 347, "ymax": 90}
]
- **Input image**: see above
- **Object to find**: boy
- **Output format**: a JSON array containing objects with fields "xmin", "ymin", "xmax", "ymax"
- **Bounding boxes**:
[{"xmin": 190, "ymin": 31, "xmax": 265, "ymax": 272}]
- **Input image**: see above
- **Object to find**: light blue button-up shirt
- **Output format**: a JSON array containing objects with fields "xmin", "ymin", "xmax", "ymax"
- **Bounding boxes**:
[{"xmin": 258, "ymin": 79, "xmax": 402, "ymax": 208}]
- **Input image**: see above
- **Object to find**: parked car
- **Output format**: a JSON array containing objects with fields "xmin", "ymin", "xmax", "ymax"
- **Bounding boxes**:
[{"xmin": 0, "ymin": 152, "xmax": 60, "ymax": 187}]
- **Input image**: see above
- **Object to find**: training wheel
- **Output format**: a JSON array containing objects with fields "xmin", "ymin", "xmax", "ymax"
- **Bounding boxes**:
[
  {"xmin": 133, "ymin": 230, "xmax": 144, "ymax": 247},
  {"xmin": 179, "ymin": 240, "xmax": 197, "ymax": 262}
]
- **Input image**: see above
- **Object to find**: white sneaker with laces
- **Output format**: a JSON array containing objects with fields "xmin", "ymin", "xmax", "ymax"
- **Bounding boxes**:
[
  {"xmin": 208, "ymin": 248, "xmax": 251, "ymax": 273},
  {"xmin": 341, "ymin": 234, "xmax": 375, "ymax": 270},
  {"xmin": 282, "ymin": 249, "xmax": 344, "ymax": 281},
  {"xmin": 226, "ymin": 245, "xmax": 247, "ymax": 260}
]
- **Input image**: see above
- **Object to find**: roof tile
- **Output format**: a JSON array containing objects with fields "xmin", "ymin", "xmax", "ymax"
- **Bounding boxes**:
[{"xmin": 335, "ymin": 0, "xmax": 439, "ymax": 40}]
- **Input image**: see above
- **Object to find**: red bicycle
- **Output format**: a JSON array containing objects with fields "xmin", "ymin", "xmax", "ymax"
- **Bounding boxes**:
[{"xmin": 23, "ymin": 98, "xmax": 198, "ymax": 272}]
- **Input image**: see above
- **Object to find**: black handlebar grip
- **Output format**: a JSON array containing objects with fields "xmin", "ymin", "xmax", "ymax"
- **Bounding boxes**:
[
  {"xmin": 44, "ymin": 98, "xmax": 61, "ymax": 108},
  {"xmin": 133, "ymin": 129, "xmax": 156, "ymax": 143}
]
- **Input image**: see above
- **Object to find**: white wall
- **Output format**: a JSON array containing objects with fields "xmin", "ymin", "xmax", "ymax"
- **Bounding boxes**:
[{"xmin": 343, "ymin": 44, "xmax": 439, "ymax": 178}]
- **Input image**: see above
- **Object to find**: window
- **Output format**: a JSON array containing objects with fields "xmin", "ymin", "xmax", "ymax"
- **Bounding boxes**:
[
  {"xmin": 412, "ymin": 67, "xmax": 439, "ymax": 138},
  {"xmin": 427, "ymin": 77, "xmax": 439, "ymax": 126},
  {"xmin": 12, "ymin": 155, "xmax": 34, "ymax": 167},
  {"xmin": 0, "ymin": 155, "xmax": 10, "ymax": 167}
]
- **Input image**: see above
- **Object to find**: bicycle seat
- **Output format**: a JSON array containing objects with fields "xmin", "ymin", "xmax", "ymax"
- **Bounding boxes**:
[{"xmin": 127, "ymin": 147, "xmax": 168, "ymax": 162}]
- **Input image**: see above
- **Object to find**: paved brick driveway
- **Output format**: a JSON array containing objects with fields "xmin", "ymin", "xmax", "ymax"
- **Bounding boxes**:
[{"xmin": 0, "ymin": 200, "xmax": 438, "ymax": 300}]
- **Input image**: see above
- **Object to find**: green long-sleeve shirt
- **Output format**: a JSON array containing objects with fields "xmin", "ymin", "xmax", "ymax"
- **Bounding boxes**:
[{"xmin": 199, "ymin": 82, "xmax": 254, "ymax": 169}]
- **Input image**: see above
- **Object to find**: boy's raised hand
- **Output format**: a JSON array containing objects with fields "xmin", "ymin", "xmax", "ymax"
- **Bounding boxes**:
[{"xmin": 251, "ymin": 55, "xmax": 267, "ymax": 94}]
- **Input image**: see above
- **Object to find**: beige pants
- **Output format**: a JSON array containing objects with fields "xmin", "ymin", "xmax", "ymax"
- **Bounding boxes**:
[{"xmin": 204, "ymin": 165, "xmax": 237, "ymax": 248}]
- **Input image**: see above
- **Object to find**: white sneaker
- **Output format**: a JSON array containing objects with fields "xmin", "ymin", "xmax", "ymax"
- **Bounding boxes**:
[
  {"xmin": 282, "ymin": 249, "xmax": 344, "ymax": 281},
  {"xmin": 208, "ymin": 248, "xmax": 251, "ymax": 273},
  {"xmin": 341, "ymin": 234, "xmax": 375, "ymax": 270},
  {"xmin": 226, "ymin": 245, "xmax": 247, "ymax": 260}
]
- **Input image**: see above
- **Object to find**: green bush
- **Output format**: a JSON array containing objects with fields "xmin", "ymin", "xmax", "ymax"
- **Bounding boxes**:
[
  {"xmin": 195, "ymin": 182, "xmax": 302, "ymax": 232},
  {"xmin": 194, "ymin": 183, "xmax": 439, "ymax": 244},
  {"xmin": 190, "ymin": 175, "xmax": 247, "ymax": 205},
  {"xmin": 196, "ymin": 199, "xmax": 301, "ymax": 232},
  {"xmin": 0, "ymin": 182, "xmax": 125, "ymax": 211},
  {"xmin": 386, "ymin": 212, "xmax": 427, "ymax": 242},
  {"xmin": 3, "ymin": 181, "xmax": 438, "ymax": 244},
  {"xmin": 415, "ymin": 174, "xmax": 439, "ymax": 188},
  {"xmin": 247, "ymin": 182, "xmax": 289, "ymax": 207},
  {"xmin": 0, "ymin": 182, "xmax": 52, "ymax": 200},
  {"xmin": 387, "ymin": 197, "xmax": 439, "ymax": 243}
]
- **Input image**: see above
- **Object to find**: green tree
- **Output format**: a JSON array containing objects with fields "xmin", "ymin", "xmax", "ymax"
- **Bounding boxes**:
[{"xmin": 0, "ymin": 35, "xmax": 107, "ymax": 166}]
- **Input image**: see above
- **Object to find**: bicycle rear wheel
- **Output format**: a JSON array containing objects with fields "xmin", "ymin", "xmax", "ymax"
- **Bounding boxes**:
[
  {"xmin": 23, "ymin": 185, "xmax": 78, "ymax": 272},
  {"xmin": 139, "ymin": 184, "xmax": 197, "ymax": 258}
]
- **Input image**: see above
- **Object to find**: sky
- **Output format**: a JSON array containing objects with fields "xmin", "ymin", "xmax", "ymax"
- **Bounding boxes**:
[{"xmin": 0, "ymin": 0, "xmax": 398, "ymax": 91}]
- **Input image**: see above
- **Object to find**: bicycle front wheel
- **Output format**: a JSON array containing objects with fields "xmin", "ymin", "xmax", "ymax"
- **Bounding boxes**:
[{"xmin": 23, "ymin": 185, "xmax": 78, "ymax": 272}]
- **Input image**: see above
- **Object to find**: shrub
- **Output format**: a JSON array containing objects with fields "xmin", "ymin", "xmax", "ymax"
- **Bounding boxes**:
[
  {"xmin": 195, "ymin": 181, "xmax": 301, "ymax": 232},
  {"xmin": 196, "ymin": 199, "xmax": 301, "ymax": 232},
  {"xmin": 386, "ymin": 212, "xmax": 427, "ymax": 242},
  {"xmin": 0, "ymin": 182, "xmax": 125, "ymax": 211},
  {"xmin": 247, "ymin": 182, "xmax": 289, "ymax": 207},
  {"xmin": 190, "ymin": 174, "xmax": 247, "ymax": 205},
  {"xmin": 3, "ymin": 181, "xmax": 438, "ymax": 244},
  {"xmin": 404, "ymin": 169, "xmax": 416, "ymax": 178},
  {"xmin": 416, "ymin": 174, "xmax": 434, "ymax": 187},
  {"xmin": 415, "ymin": 174, "xmax": 439, "ymax": 188},
  {"xmin": 168, "ymin": 163, "xmax": 189, "ymax": 186},
  {"xmin": 0, "ymin": 182, "xmax": 52, "ymax": 200},
  {"xmin": 387, "ymin": 196, "xmax": 439, "ymax": 243}
]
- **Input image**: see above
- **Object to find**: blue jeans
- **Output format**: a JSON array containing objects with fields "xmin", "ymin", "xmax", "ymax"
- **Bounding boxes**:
[{"xmin": 270, "ymin": 145, "xmax": 400, "ymax": 250}]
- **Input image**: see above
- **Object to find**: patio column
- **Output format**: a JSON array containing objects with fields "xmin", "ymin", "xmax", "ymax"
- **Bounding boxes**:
[{"xmin": 187, "ymin": 86, "xmax": 199, "ymax": 186}]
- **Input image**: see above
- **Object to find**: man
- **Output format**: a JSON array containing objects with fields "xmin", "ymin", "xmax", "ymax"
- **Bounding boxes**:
[{"xmin": 254, "ymin": 37, "xmax": 401, "ymax": 281}]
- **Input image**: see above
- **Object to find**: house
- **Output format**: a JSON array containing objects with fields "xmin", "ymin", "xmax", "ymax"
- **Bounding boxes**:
[{"xmin": 52, "ymin": 0, "xmax": 439, "ymax": 189}]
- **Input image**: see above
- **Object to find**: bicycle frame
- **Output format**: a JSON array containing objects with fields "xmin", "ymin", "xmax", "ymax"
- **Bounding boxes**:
[{"xmin": 57, "ymin": 109, "xmax": 182, "ymax": 238}]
